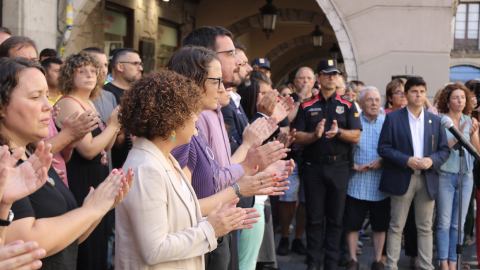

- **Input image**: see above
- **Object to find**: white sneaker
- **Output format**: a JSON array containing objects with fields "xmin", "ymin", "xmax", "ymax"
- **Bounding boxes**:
[{"xmin": 358, "ymin": 240, "xmax": 363, "ymax": 247}]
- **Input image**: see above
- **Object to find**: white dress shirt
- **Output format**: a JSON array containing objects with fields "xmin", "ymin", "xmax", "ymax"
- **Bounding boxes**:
[
  {"xmin": 231, "ymin": 91, "xmax": 242, "ymax": 108},
  {"xmin": 407, "ymin": 107, "xmax": 424, "ymax": 159},
  {"xmin": 407, "ymin": 107, "xmax": 425, "ymax": 176}
]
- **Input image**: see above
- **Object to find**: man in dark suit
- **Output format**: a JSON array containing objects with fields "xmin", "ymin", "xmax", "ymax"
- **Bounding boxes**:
[
  {"xmin": 378, "ymin": 77, "xmax": 450, "ymax": 270},
  {"xmin": 221, "ymin": 44, "xmax": 252, "ymax": 153}
]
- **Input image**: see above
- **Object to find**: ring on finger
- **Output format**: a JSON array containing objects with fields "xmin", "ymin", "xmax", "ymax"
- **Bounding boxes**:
[
  {"xmin": 242, "ymin": 220, "xmax": 244, "ymax": 225},
  {"xmin": 260, "ymin": 180, "xmax": 263, "ymax": 185}
]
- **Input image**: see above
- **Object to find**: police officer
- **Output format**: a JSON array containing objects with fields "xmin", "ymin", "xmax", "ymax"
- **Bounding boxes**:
[{"xmin": 295, "ymin": 59, "xmax": 363, "ymax": 270}]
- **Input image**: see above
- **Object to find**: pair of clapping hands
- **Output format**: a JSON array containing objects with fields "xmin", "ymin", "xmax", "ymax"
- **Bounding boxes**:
[{"xmin": 0, "ymin": 141, "xmax": 132, "ymax": 269}]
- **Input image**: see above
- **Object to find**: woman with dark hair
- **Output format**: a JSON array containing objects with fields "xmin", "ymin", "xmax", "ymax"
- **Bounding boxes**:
[
  {"xmin": 1, "ymin": 57, "xmax": 131, "ymax": 270},
  {"xmin": 237, "ymin": 70, "xmax": 273, "ymax": 121},
  {"xmin": 384, "ymin": 78, "xmax": 407, "ymax": 114},
  {"xmin": 54, "ymin": 52, "xmax": 124, "ymax": 269},
  {"xmin": 436, "ymin": 82, "xmax": 480, "ymax": 270},
  {"xmin": 166, "ymin": 45, "xmax": 293, "ymax": 270}
]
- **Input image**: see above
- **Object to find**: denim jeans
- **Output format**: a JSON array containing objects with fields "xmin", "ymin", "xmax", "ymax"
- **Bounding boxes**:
[{"xmin": 435, "ymin": 171, "xmax": 474, "ymax": 262}]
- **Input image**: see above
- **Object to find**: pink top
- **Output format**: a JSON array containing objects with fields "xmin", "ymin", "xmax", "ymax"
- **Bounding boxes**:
[{"xmin": 43, "ymin": 117, "xmax": 69, "ymax": 187}]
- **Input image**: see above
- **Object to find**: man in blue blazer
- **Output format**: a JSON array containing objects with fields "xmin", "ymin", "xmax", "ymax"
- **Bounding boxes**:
[{"xmin": 377, "ymin": 77, "xmax": 449, "ymax": 270}]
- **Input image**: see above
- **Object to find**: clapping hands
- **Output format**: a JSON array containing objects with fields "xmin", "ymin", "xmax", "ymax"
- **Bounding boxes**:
[{"xmin": 0, "ymin": 142, "xmax": 53, "ymax": 205}]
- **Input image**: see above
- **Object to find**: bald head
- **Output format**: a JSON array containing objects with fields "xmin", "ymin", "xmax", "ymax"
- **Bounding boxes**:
[{"xmin": 294, "ymin": 67, "xmax": 315, "ymax": 93}]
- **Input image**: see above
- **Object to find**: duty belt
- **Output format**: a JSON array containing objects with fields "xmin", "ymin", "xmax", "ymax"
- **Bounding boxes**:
[{"xmin": 303, "ymin": 153, "xmax": 348, "ymax": 164}]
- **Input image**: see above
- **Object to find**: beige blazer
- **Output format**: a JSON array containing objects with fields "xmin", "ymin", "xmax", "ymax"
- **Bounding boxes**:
[{"xmin": 115, "ymin": 137, "xmax": 217, "ymax": 270}]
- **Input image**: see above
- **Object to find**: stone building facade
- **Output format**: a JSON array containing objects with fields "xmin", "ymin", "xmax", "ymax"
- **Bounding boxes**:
[{"xmin": 2, "ymin": 0, "xmax": 458, "ymax": 99}]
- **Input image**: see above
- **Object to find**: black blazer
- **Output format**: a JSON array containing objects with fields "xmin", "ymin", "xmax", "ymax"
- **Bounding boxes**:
[
  {"xmin": 221, "ymin": 99, "xmax": 249, "ymax": 153},
  {"xmin": 220, "ymin": 99, "xmax": 255, "ymax": 208},
  {"xmin": 377, "ymin": 108, "xmax": 450, "ymax": 200}
]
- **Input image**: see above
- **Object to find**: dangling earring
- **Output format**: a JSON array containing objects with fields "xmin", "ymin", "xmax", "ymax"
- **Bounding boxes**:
[{"xmin": 170, "ymin": 131, "xmax": 176, "ymax": 142}]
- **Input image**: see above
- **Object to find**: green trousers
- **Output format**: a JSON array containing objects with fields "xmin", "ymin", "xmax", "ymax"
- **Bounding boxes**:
[{"xmin": 238, "ymin": 203, "xmax": 265, "ymax": 270}]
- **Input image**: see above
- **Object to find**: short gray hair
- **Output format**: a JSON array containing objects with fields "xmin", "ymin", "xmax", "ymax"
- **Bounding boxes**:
[
  {"xmin": 359, "ymin": 86, "xmax": 380, "ymax": 101},
  {"xmin": 295, "ymin": 67, "xmax": 315, "ymax": 79},
  {"xmin": 346, "ymin": 82, "xmax": 357, "ymax": 93}
]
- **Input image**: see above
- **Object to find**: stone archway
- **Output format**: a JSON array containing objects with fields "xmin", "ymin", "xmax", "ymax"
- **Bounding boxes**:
[
  {"xmin": 225, "ymin": 3, "xmax": 357, "ymax": 80},
  {"xmin": 272, "ymin": 50, "xmax": 331, "ymax": 85},
  {"xmin": 315, "ymin": 0, "xmax": 357, "ymax": 80},
  {"xmin": 63, "ymin": 0, "xmax": 103, "ymax": 56},
  {"xmin": 266, "ymin": 33, "xmax": 337, "ymax": 63},
  {"xmin": 226, "ymin": 8, "xmax": 331, "ymax": 38}
]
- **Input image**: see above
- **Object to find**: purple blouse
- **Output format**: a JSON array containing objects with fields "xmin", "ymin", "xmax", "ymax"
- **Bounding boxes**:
[{"xmin": 171, "ymin": 125, "xmax": 244, "ymax": 199}]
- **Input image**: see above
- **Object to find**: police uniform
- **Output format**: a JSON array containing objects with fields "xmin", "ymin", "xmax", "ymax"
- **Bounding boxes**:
[{"xmin": 295, "ymin": 59, "xmax": 362, "ymax": 269}]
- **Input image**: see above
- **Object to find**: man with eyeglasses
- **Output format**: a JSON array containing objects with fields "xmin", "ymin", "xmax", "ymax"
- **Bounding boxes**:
[
  {"xmin": 343, "ymin": 86, "xmax": 389, "ymax": 270},
  {"xmin": 104, "ymin": 48, "xmax": 143, "ymax": 170},
  {"xmin": 221, "ymin": 43, "xmax": 254, "ymax": 155},
  {"xmin": 295, "ymin": 59, "xmax": 362, "ymax": 270}
]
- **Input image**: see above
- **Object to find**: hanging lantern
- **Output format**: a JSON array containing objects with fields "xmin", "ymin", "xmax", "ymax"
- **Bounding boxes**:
[
  {"xmin": 311, "ymin": 25, "xmax": 323, "ymax": 48},
  {"xmin": 329, "ymin": 43, "xmax": 341, "ymax": 59},
  {"xmin": 260, "ymin": 0, "xmax": 278, "ymax": 39}
]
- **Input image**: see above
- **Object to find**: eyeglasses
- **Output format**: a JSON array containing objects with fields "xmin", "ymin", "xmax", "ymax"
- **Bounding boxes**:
[
  {"xmin": 207, "ymin": 77, "xmax": 224, "ymax": 89},
  {"xmin": 216, "ymin": 49, "xmax": 237, "ymax": 60},
  {"xmin": 239, "ymin": 60, "xmax": 248, "ymax": 67},
  {"xmin": 363, "ymin": 98, "xmax": 381, "ymax": 104},
  {"xmin": 393, "ymin": 91, "xmax": 405, "ymax": 97},
  {"xmin": 320, "ymin": 72, "xmax": 340, "ymax": 78},
  {"xmin": 75, "ymin": 68, "xmax": 99, "ymax": 76},
  {"xmin": 120, "ymin": 61, "xmax": 144, "ymax": 68}
]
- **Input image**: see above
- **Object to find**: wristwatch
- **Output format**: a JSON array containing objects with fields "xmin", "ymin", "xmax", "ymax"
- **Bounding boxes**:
[
  {"xmin": 0, "ymin": 210, "xmax": 14, "ymax": 226},
  {"xmin": 335, "ymin": 128, "xmax": 342, "ymax": 138},
  {"xmin": 232, "ymin": 183, "xmax": 243, "ymax": 199}
]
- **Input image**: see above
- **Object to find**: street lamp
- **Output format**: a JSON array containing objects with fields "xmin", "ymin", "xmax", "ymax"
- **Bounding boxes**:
[
  {"xmin": 260, "ymin": 0, "xmax": 278, "ymax": 39},
  {"xmin": 329, "ymin": 43, "xmax": 340, "ymax": 59},
  {"xmin": 311, "ymin": 25, "xmax": 323, "ymax": 49}
]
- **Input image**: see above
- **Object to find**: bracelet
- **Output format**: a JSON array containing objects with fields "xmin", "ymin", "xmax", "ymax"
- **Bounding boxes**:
[{"xmin": 232, "ymin": 183, "xmax": 243, "ymax": 198}]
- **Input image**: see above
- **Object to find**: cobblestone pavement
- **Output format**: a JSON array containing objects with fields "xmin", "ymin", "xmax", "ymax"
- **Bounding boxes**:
[{"xmin": 274, "ymin": 230, "xmax": 479, "ymax": 270}]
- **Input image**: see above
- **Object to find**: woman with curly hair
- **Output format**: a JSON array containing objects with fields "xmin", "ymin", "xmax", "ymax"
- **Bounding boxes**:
[
  {"xmin": 436, "ymin": 82, "xmax": 480, "ymax": 270},
  {"xmin": 0, "ymin": 57, "xmax": 132, "ymax": 270},
  {"xmin": 115, "ymin": 69, "xmax": 262, "ymax": 269},
  {"xmin": 54, "ymin": 52, "xmax": 122, "ymax": 269}
]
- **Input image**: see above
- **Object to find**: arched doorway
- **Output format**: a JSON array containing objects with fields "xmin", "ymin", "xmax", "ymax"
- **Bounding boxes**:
[{"xmin": 450, "ymin": 65, "xmax": 480, "ymax": 83}]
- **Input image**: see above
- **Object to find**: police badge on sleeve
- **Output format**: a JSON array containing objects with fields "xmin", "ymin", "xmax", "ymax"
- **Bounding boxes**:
[{"xmin": 336, "ymin": 106, "xmax": 344, "ymax": 114}]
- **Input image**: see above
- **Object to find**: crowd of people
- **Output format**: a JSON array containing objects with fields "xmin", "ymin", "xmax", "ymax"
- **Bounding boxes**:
[{"xmin": 0, "ymin": 23, "xmax": 479, "ymax": 270}]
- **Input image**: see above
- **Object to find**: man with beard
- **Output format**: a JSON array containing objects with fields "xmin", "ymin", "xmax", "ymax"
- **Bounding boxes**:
[
  {"xmin": 104, "ymin": 48, "xmax": 143, "ymax": 170},
  {"xmin": 222, "ymin": 43, "xmax": 253, "ymax": 153},
  {"xmin": 42, "ymin": 57, "xmax": 63, "ymax": 105}
]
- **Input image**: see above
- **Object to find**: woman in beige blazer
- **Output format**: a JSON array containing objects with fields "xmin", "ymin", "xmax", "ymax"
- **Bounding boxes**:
[{"xmin": 115, "ymin": 70, "xmax": 260, "ymax": 270}]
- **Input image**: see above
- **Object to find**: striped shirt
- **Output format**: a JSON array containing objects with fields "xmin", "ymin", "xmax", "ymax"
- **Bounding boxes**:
[{"xmin": 347, "ymin": 113, "xmax": 390, "ymax": 201}]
